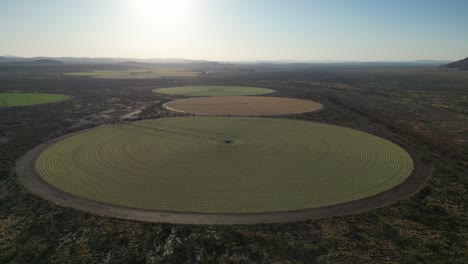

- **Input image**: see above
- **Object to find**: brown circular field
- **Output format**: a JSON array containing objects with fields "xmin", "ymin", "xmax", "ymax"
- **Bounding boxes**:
[{"xmin": 163, "ymin": 96, "xmax": 323, "ymax": 116}]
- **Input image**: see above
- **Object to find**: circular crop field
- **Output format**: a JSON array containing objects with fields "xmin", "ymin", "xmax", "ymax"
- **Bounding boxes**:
[
  {"xmin": 164, "ymin": 96, "xmax": 323, "ymax": 116},
  {"xmin": 153, "ymin": 86, "xmax": 274, "ymax": 96},
  {"xmin": 0, "ymin": 93, "xmax": 69, "ymax": 107},
  {"xmin": 23, "ymin": 117, "xmax": 415, "ymax": 221}
]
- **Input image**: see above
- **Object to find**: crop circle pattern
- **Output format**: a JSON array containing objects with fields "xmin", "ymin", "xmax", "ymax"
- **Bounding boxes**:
[
  {"xmin": 164, "ymin": 96, "xmax": 323, "ymax": 116},
  {"xmin": 35, "ymin": 117, "xmax": 413, "ymax": 214},
  {"xmin": 0, "ymin": 93, "xmax": 69, "ymax": 107},
  {"xmin": 153, "ymin": 86, "xmax": 274, "ymax": 96}
]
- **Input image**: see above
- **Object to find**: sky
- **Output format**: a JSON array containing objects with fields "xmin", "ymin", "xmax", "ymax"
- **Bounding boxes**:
[{"xmin": 1, "ymin": 0, "xmax": 467, "ymax": 61}]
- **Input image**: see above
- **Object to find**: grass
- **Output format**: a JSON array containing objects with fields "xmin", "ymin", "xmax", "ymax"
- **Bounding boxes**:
[
  {"xmin": 0, "ymin": 93, "xmax": 69, "ymax": 107},
  {"xmin": 153, "ymin": 86, "xmax": 274, "ymax": 96},
  {"xmin": 64, "ymin": 68, "xmax": 200, "ymax": 79},
  {"xmin": 35, "ymin": 117, "xmax": 413, "ymax": 213}
]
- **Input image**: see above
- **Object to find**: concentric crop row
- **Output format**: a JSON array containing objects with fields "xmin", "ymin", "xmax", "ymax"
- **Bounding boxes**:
[{"xmin": 35, "ymin": 117, "xmax": 413, "ymax": 213}]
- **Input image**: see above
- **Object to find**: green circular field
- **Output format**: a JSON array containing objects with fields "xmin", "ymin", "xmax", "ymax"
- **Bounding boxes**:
[
  {"xmin": 35, "ymin": 117, "xmax": 413, "ymax": 213},
  {"xmin": 0, "ymin": 93, "xmax": 69, "ymax": 107},
  {"xmin": 153, "ymin": 86, "xmax": 274, "ymax": 96}
]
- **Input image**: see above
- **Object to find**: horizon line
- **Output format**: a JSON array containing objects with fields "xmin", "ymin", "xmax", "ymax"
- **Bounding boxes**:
[{"xmin": 0, "ymin": 55, "xmax": 458, "ymax": 64}]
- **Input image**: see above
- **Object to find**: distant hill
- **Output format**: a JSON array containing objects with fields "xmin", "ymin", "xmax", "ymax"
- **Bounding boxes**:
[
  {"xmin": 29, "ymin": 59, "xmax": 64, "ymax": 65},
  {"xmin": 118, "ymin": 61, "xmax": 150, "ymax": 67},
  {"xmin": 0, "ymin": 57, "xmax": 64, "ymax": 65},
  {"xmin": 0, "ymin": 55, "xmax": 459, "ymax": 67},
  {"xmin": 445, "ymin": 57, "xmax": 468, "ymax": 70},
  {"xmin": 0, "ymin": 56, "xmax": 27, "ymax": 63}
]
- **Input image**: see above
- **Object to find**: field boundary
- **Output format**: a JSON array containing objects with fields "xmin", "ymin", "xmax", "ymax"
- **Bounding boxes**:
[{"xmin": 16, "ymin": 121, "xmax": 432, "ymax": 225}]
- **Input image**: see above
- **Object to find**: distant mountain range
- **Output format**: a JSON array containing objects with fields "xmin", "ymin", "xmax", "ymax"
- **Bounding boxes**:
[
  {"xmin": 0, "ymin": 57, "xmax": 65, "ymax": 65},
  {"xmin": 0, "ymin": 56, "xmax": 202, "ymax": 65},
  {"xmin": 252, "ymin": 59, "xmax": 452, "ymax": 65},
  {"xmin": 444, "ymin": 57, "xmax": 468, "ymax": 70},
  {"xmin": 0, "ymin": 55, "xmax": 454, "ymax": 66}
]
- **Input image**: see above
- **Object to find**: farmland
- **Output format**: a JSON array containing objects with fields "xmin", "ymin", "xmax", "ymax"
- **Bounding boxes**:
[
  {"xmin": 153, "ymin": 85, "xmax": 274, "ymax": 96},
  {"xmin": 0, "ymin": 92, "xmax": 69, "ymax": 107},
  {"xmin": 65, "ymin": 67, "xmax": 200, "ymax": 79},
  {"xmin": 28, "ymin": 117, "xmax": 413, "ymax": 216},
  {"xmin": 1, "ymin": 63, "xmax": 466, "ymax": 262},
  {"xmin": 164, "ymin": 96, "xmax": 323, "ymax": 116},
  {"xmin": 1, "ymin": 0, "xmax": 467, "ymax": 261}
]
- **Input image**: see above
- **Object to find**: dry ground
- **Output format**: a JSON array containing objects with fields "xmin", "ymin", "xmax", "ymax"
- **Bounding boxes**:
[{"xmin": 164, "ymin": 96, "xmax": 323, "ymax": 116}]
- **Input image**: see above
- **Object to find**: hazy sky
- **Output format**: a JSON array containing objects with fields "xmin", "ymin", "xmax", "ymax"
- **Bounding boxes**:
[{"xmin": 1, "ymin": 0, "xmax": 467, "ymax": 61}]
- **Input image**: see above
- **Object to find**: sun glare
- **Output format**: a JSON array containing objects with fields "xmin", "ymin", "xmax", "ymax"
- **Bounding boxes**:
[{"xmin": 132, "ymin": 0, "xmax": 193, "ymax": 28}]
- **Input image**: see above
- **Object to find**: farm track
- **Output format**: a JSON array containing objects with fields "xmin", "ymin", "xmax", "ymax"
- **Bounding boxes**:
[{"xmin": 16, "ymin": 117, "xmax": 431, "ymax": 224}]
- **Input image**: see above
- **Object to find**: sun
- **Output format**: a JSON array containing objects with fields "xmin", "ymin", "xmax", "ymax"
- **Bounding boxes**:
[{"xmin": 132, "ymin": 0, "xmax": 193, "ymax": 27}]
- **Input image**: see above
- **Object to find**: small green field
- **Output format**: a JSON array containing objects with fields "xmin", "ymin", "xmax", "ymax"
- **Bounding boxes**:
[
  {"xmin": 35, "ymin": 117, "xmax": 413, "ymax": 213},
  {"xmin": 0, "ymin": 93, "xmax": 69, "ymax": 107},
  {"xmin": 64, "ymin": 68, "xmax": 199, "ymax": 79},
  {"xmin": 153, "ymin": 86, "xmax": 274, "ymax": 96}
]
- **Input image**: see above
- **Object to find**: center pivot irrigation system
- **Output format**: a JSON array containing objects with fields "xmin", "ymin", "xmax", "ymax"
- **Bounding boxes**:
[{"xmin": 17, "ymin": 86, "xmax": 430, "ymax": 224}]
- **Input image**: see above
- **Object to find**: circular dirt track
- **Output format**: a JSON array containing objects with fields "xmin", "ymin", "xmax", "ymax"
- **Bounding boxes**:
[
  {"xmin": 153, "ymin": 86, "xmax": 274, "ymax": 96},
  {"xmin": 164, "ymin": 96, "xmax": 323, "ymax": 116},
  {"xmin": 16, "ymin": 117, "xmax": 431, "ymax": 224}
]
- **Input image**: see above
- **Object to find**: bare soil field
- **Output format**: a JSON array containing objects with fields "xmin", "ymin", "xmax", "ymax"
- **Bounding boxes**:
[{"xmin": 163, "ymin": 96, "xmax": 323, "ymax": 116}]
